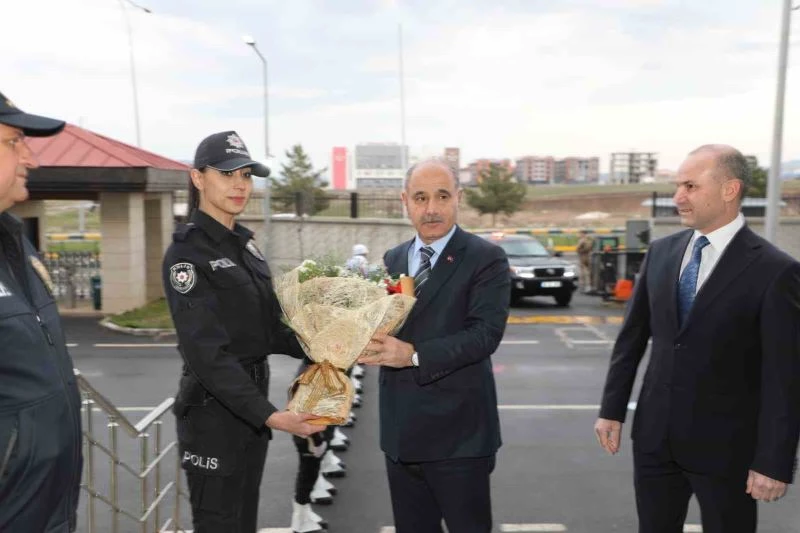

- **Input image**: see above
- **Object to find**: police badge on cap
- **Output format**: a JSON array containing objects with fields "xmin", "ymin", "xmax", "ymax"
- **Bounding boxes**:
[
  {"xmin": 170, "ymin": 263, "xmax": 197, "ymax": 294},
  {"xmin": 193, "ymin": 130, "xmax": 270, "ymax": 177}
]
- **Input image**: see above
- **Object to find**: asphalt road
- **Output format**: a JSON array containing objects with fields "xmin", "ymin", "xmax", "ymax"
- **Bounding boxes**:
[{"xmin": 62, "ymin": 292, "xmax": 800, "ymax": 532}]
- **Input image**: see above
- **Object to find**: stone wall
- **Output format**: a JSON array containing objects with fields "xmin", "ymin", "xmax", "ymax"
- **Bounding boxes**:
[{"xmin": 238, "ymin": 215, "xmax": 416, "ymax": 271}]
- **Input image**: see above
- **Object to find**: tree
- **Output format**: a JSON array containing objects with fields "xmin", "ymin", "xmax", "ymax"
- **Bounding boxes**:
[
  {"xmin": 464, "ymin": 163, "xmax": 527, "ymax": 226},
  {"xmin": 271, "ymin": 144, "xmax": 330, "ymax": 215},
  {"xmin": 746, "ymin": 156, "xmax": 768, "ymax": 198}
]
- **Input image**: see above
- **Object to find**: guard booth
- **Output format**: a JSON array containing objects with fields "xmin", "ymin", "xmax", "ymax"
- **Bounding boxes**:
[
  {"xmin": 589, "ymin": 220, "xmax": 649, "ymax": 300},
  {"xmin": 10, "ymin": 124, "xmax": 190, "ymax": 313}
]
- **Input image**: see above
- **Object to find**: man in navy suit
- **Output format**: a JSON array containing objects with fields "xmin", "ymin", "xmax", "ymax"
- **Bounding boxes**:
[
  {"xmin": 359, "ymin": 159, "xmax": 510, "ymax": 533},
  {"xmin": 595, "ymin": 145, "xmax": 800, "ymax": 533}
]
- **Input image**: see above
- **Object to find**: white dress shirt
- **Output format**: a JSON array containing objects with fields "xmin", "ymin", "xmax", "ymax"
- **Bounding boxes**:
[
  {"xmin": 407, "ymin": 224, "xmax": 457, "ymax": 276},
  {"xmin": 679, "ymin": 212, "xmax": 745, "ymax": 294}
]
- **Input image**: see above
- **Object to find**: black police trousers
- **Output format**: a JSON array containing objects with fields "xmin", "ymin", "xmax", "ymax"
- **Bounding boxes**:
[
  {"xmin": 187, "ymin": 434, "xmax": 268, "ymax": 533},
  {"xmin": 292, "ymin": 426, "xmax": 334, "ymax": 504}
]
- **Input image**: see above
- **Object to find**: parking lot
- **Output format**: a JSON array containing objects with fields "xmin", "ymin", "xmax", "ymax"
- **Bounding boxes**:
[{"xmin": 63, "ymin": 292, "xmax": 800, "ymax": 532}]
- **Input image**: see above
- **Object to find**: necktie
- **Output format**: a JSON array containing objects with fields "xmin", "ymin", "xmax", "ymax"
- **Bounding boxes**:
[
  {"xmin": 413, "ymin": 246, "xmax": 435, "ymax": 296},
  {"xmin": 677, "ymin": 235, "xmax": 709, "ymax": 326}
]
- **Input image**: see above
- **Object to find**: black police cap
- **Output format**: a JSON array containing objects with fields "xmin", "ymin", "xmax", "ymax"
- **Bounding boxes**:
[
  {"xmin": 0, "ymin": 91, "xmax": 65, "ymax": 137},
  {"xmin": 193, "ymin": 130, "xmax": 270, "ymax": 177}
]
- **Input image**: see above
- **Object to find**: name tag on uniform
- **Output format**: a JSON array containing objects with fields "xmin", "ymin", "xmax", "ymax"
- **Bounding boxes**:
[
  {"xmin": 209, "ymin": 258, "xmax": 236, "ymax": 271},
  {"xmin": 0, "ymin": 281, "xmax": 11, "ymax": 297}
]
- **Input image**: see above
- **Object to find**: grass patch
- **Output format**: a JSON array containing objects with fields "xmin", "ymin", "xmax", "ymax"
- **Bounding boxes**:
[
  {"xmin": 46, "ymin": 241, "xmax": 100, "ymax": 254},
  {"xmin": 108, "ymin": 298, "xmax": 174, "ymax": 330}
]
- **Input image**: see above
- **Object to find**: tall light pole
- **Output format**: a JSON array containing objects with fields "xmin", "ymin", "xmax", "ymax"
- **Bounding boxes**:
[
  {"xmin": 242, "ymin": 35, "xmax": 272, "ymax": 248},
  {"xmin": 117, "ymin": 0, "xmax": 150, "ymax": 147},
  {"xmin": 398, "ymin": 23, "xmax": 408, "ymax": 170},
  {"xmin": 764, "ymin": 0, "xmax": 798, "ymax": 242}
]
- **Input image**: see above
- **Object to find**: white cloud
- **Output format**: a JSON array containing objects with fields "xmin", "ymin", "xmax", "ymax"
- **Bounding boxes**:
[{"xmin": 1, "ymin": 0, "xmax": 798, "ymax": 176}]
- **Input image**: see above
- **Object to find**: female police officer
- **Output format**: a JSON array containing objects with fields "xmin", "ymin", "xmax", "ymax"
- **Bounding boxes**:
[{"xmin": 162, "ymin": 130, "xmax": 324, "ymax": 532}]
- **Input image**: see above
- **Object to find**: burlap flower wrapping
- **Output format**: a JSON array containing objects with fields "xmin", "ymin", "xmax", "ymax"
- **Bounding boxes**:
[{"xmin": 275, "ymin": 267, "xmax": 416, "ymax": 425}]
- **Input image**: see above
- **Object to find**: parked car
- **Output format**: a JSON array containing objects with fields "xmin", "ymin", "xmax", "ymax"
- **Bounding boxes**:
[{"xmin": 477, "ymin": 232, "xmax": 578, "ymax": 306}]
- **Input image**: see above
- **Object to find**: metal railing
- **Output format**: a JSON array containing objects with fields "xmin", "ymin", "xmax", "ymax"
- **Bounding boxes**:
[
  {"xmin": 75, "ymin": 370, "xmax": 189, "ymax": 533},
  {"xmin": 42, "ymin": 251, "xmax": 100, "ymax": 308}
]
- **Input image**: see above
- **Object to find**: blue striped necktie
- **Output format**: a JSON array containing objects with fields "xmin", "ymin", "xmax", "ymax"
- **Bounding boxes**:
[
  {"xmin": 677, "ymin": 235, "xmax": 709, "ymax": 326},
  {"xmin": 414, "ymin": 246, "xmax": 435, "ymax": 296}
]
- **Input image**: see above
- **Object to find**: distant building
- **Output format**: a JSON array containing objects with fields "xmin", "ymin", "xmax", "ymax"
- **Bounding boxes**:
[
  {"xmin": 610, "ymin": 152, "xmax": 658, "ymax": 184},
  {"xmin": 444, "ymin": 147, "xmax": 460, "ymax": 175},
  {"xmin": 331, "ymin": 147, "xmax": 348, "ymax": 190},
  {"xmin": 655, "ymin": 168, "xmax": 676, "ymax": 183},
  {"xmin": 467, "ymin": 158, "xmax": 514, "ymax": 184},
  {"xmin": 554, "ymin": 157, "xmax": 599, "ymax": 183},
  {"xmin": 515, "ymin": 156, "xmax": 554, "ymax": 184},
  {"xmin": 353, "ymin": 143, "xmax": 408, "ymax": 189}
]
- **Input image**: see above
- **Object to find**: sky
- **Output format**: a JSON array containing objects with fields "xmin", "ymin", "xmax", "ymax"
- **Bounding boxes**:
[{"xmin": 2, "ymin": 0, "xmax": 799, "ymax": 180}]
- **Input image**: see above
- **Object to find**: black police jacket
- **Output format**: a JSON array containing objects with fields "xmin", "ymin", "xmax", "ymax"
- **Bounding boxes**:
[
  {"xmin": 163, "ymin": 209, "xmax": 305, "ymax": 433},
  {"xmin": 0, "ymin": 213, "xmax": 83, "ymax": 533}
]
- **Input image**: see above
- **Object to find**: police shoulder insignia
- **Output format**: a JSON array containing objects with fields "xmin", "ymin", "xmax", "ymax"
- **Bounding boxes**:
[
  {"xmin": 246, "ymin": 240, "xmax": 265, "ymax": 261},
  {"xmin": 30, "ymin": 256, "xmax": 55, "ymax": 296},
  {"xmin": 170, "ymin": 262, "xmax": 197, "ymax": 294}
]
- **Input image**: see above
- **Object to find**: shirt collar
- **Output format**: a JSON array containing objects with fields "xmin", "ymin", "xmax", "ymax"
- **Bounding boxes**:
[
  {"xmin": 693, "ymin": 212, "xmax": 745, "ymax": 253},
  {"xmin": 190, "ymin": 209, "xmax": 253, "ymax": 245},
  {"xmin": 413, "ymin": 224, "xmax": 458, "ymax": 258}
]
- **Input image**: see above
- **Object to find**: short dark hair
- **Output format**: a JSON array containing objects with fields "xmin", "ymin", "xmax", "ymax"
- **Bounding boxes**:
[
  {"xmin": 404, "ymin": 158, "xmax": 459, "ymax": 190},
  {"xmin": 690, "ymin": 144, "xmax": 751, "ymax": 201}
]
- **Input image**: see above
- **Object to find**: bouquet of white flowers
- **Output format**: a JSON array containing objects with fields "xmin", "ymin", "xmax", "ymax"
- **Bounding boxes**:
[{"xmin": 275, "ymin": 259, "xmax": 416, "ymax": 425}]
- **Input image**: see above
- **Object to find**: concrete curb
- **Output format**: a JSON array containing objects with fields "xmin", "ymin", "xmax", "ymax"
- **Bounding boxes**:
[{"xmin": 99, "ymin": 317, "xmax": 176, "ymax": 338}]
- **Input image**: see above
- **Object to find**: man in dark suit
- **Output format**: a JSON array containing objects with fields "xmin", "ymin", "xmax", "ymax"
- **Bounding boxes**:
[
  {"xmin": 594, "ymin": 145, "xmax": 800, "ymax": 533},
  {"xmin": 358, "ymin": 159, "xmax": 510, "ymax": 533}
]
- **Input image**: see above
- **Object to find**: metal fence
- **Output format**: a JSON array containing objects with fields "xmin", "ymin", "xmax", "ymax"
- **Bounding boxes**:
[
  {"xmin": 645, "ymin": 192, "xmax": 800, "ymax": 218},
  {"xmin": 42, "ymin": 251, "xmax": 101, "ymax": 308},
  {"xmin": 76, "ymin": 370, "xmax": 189, "ymax": 533}
]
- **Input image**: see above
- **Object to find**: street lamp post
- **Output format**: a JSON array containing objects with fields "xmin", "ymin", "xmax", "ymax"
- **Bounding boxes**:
[
  {"xmin": 242, "ymin": 35, "xmax": 272, "ymax": 249},
  {"xmin": 764, "ymin": 0, "xmax": 798, "ymax": 242},
  {"xmin": 116, "ymin": 0, "xmax": 150, "ymax": 147}
]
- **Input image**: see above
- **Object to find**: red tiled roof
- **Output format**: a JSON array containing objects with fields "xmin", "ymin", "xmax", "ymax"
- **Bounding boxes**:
[{"xmin": 26, "ymin": 124, "xmax": 189, "ymax": 171}]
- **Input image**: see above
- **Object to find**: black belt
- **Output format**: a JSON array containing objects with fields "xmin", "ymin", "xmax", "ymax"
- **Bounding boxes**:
[
  {"xmin": 247, "ymin": 361, "xmax": 266, "ymax": 382},
  {"xmin": 181, "ymin": 361, "xmax": 266, "ymax": 383}
]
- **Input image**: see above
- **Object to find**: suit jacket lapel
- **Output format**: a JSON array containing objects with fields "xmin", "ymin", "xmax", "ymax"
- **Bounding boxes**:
[
  {"xmin": 667, "ymin": 230, "xmax": 693, "ymax": 332},
  {"xmin": 684, "ymin": 226, "xmax": 761, "ymax": 329},
  {"xmin": 407, "ymin": 226, "xmax": 468, "ymax": 318},
  {"xmin": 388, "ymin": 239, "xmax": 413, "ymax": 278}
]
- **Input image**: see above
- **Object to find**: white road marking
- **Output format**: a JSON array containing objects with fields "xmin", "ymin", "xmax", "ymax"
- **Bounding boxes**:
[
  {"xmin": 500, "ymin": 404, "xmax": 599, "ymax": 411},
  {"xmin": 501, "ymin": 525, "xmax": 567, "ymax": 532},
  {"xmin": 501, "ymin": 340, "xmax": 541, "ymax": 344},
  {"xmin": 683, "ymin": 526, "xmax": 702, "ymax": 532},
  {"xmin": 82, "ymin": 406, "xmax": 157, "ymax": 413},
  {"xmin": 67, "ymin": 343, "xmax": 78, "ymax": 347},
  {"xmin": 163, "ymin": 530, "xmax": 291, "ymax": 533},
  {"xmin": 93, "ymin": 343, "xmax": 177, "ymax": 348},
  {"xmin": 499, "ymin": 403, "xmax": 637, "ymax": 411}
]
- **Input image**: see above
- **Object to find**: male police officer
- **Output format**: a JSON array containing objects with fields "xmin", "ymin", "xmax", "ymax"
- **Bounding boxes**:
[{"xmin": 0, "ymin": 92, "xmax": 82, "ymax": 532}]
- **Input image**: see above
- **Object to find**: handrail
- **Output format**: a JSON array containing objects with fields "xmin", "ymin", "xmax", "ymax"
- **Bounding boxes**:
[
  {"xmin": 74, "ymin": 368, "xmax": 189, "ymax": 533},
  {"xmin": 135, "ymin": 398, "xmax": 175, "ymax": 434},
  {"xmin": 74, "ymin": 369, "xmax": 139, "ymax": 437}
]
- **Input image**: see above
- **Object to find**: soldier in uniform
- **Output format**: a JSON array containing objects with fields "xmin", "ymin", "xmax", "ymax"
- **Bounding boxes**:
[
  {"xmin": 163, "ymin": 130, "xmax": 324, "ymax": 533},
  {"xmin": 576, "ymin": 229, "xmax": 595, "ymax": 293}
]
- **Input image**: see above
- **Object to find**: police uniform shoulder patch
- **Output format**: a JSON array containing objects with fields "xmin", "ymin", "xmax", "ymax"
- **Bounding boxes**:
[
  {"xmin": 30, "ymin": 256, "xmax": 55, "ymax": 296},
  {"xmin": 246, "ymin": 240, "xmax": 265, "ymax": 261},
  {"xmin": 170, "ymin": 262, "xmax": 197, "ymax": 294}
]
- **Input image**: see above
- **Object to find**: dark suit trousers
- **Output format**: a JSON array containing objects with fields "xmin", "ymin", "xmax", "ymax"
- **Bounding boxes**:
[
  {"xmin": 385, "ymin": 454, "xmax": 495, "ymax": 533},
  {"xmin": 633, "ymin": 442, "xmax": 756, "ymax": 533}
]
